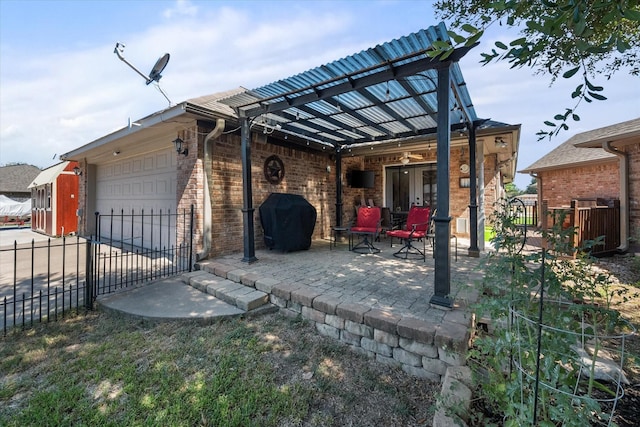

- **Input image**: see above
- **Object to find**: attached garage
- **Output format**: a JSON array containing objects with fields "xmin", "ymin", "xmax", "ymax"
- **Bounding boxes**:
[
  {"xmin": 60, "ymin": 94, "xmax": 237, "ymax": 250},
  {"xmin": 93, "ymin": 149, "xmax": 177, "ymax": 248},
  {"xmin": 95, "ymin": 150, "xmax": 176, "ymax": 215}
]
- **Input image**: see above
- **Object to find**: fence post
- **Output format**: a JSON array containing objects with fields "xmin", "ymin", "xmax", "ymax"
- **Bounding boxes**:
[
  {"xmin": 85, "ymin": 238, "xmax": 94, "ymax": 310},
  {"xmin": 571, "ymin": 200, "xmax": 579, "ymax": 251},
  {"xmin": 189, "ymin": 205, "xmax": 194, "ymax": 272}
]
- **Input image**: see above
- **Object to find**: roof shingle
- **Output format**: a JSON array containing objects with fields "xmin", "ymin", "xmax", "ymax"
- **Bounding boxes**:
[
  {"xmin": 0, "ymin": 164, "xmax": 41, "ymax": 194},
  {"xmin": 518, "ymin": 118, "xmax": 640, "ymax": 173}
]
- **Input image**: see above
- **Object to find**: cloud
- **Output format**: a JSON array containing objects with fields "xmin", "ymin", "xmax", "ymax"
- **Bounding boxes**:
[
  {"xmin": 0, "ymin": 4, "xmax": 362, "ymax": 169},
  {"xmin": 163, "ymin": 0, "xmax": 198, "ymax": 19},
  {"xmin": 0, "ymin": 0, "xmax": 638, "ymax": 189}
]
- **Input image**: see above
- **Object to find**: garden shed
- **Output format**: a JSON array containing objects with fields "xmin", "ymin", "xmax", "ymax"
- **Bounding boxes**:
[{"xmin": 28, "ymin": 161, "xmax": 79, "ymax": 237}]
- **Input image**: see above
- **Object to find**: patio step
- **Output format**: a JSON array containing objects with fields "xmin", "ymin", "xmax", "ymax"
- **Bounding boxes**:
[{"xmin": 180, "ymin": 268, "xmax": 270, "ymax": 312}]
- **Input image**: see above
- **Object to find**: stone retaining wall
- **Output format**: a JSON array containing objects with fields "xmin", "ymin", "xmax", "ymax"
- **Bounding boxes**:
[{"xmin": 256, "ymin": 277, "xmax": 472, "ymax": 382}]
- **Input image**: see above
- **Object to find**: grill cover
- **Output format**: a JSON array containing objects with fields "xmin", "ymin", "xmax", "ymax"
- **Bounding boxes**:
[{"xmin": 259, "ymin": 193, "xmax": 317, "ymax": 252}]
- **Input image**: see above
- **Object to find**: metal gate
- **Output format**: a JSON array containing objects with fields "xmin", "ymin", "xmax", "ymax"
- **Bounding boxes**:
[{"xmin": 87, "ymin": 206, "xmax": 194, "ymax": 298}]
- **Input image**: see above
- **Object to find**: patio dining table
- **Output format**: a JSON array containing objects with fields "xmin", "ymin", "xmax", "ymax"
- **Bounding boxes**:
[{"xmin": 390, "ymin": 210, "xmax": 409, "ymax": 229}]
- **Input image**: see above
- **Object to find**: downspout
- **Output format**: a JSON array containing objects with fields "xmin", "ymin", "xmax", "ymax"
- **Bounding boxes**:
[
  {"xmin": 196, "ymin": 118, "xmax": 225, "ymax": 261},
  {"xmin": 603, "ymin": 141, "xmax": 629, "ymax": 252}
]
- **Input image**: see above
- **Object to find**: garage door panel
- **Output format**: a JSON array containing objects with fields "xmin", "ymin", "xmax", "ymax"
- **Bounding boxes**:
[{"xmin": 95, "ymin": 149, "xmax": 177, "ymax": 249}]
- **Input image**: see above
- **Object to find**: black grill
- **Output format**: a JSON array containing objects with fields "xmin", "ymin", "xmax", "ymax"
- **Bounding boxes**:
[{"xmin": 259, "ymin": 193, "xmax": 317, "ymax": 252}]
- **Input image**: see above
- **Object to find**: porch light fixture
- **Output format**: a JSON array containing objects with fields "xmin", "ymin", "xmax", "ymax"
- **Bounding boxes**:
[
  {"xmin": 73, "ymin": 166, "xmax": 82, "ymax": 176},
  {"xmin": 173, "ymin": 137, "xmax": 188, "ymax": 156},
  {"xmin": 495, "ymin": 136, "xmax": 507, "ymax": 149}
]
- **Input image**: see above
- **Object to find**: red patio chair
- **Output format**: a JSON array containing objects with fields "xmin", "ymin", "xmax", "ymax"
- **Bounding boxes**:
[
  {"xmin": 348, "ymin": 206, "xmax": 382, "ymax": 254},
  {"xmin": 387, "ymin": 206, "xmax": 430, "ymax": 261}
]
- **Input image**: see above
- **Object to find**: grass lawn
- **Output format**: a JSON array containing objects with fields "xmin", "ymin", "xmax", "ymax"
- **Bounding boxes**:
[{"xmin": 1, "ymin": 311, "xmax": 439, "ymax": 427}]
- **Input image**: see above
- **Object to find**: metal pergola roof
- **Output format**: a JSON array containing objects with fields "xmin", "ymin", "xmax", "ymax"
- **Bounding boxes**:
[
  {"xmin": 224, "ymin": 22, "xmax": 483, "ymax": 309},
  {"xmin": 220, "ymin": 22, "xmax": 478, "ymax": 149}
]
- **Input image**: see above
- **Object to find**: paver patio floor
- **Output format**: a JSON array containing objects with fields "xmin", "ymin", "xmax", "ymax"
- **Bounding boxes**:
[{"xmin": 206, "ymin": 237, "xmax": 486, "ymax": 325}]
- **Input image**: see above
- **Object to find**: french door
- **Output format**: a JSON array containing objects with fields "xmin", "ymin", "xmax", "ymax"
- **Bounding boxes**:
[{"xmin": 385, "ymin": 164, "xmax": 437, "ymax": 211}]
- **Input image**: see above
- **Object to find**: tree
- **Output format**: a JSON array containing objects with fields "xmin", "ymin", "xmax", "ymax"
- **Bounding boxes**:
[
  {"xmin": 505, "ymin": 182, "xmax": 521, "ymax": 197},
  {"xmin": 524, "ymin": 177, "xmax": 537, "ymax": 194},
  {"xmin": 432, "ymin": 0, "xmax": 640, "ymax": 139}
]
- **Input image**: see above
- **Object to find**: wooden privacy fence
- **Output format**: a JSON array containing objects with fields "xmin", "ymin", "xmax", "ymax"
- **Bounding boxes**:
[{"xmin": 542, "ymin": 199, "xmax": 620, "ymax": 256}]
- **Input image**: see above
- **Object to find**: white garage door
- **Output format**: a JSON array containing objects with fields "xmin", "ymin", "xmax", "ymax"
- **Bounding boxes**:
[{"xmin": 95, "ymin": 149, "xmax": 177, "ymax": 249}]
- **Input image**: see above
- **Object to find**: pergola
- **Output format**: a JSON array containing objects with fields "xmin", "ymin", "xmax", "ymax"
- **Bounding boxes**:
[{"xmin": 221, "ymin": 22, "xmax": 484, "ymax": 309}]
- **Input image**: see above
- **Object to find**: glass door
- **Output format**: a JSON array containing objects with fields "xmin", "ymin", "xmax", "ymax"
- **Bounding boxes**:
[{"xmin": 385, "ymin": 164, "xmax": 436, "ymax": 211}]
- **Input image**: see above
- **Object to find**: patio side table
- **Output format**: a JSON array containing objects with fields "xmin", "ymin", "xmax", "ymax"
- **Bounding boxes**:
[{"xmin": 330, "ymin": 226, "xmax": 349, "ymax": 250}]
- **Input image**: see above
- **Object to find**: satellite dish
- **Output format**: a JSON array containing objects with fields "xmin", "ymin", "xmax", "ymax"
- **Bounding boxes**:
[
  {"xmin": 114, "ymin": 43, "xmax": 170, "ymax": 86},
  {"xmin": 114, "ymin": 43, "xmax": 172, "ymax": 104},
  {"xmin": 147, "ymin": 53, "xmax": 170, "ymax": 85}
]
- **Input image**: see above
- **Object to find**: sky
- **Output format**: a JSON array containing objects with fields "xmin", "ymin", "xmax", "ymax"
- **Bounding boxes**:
[{"xmin": 1, "ymin": 0, "xmax": 639, "ymax": 190}]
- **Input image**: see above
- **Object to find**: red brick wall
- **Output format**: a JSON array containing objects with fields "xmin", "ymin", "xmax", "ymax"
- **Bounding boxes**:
[
  {"xmin": 539, "ymin": 161, "xmax": 619, "ymax": 208},
  {"xmin": 203, "ymin": 132, "xmax": 336, "ymax": 256},
  {"xmin": 176, "ymin": 124, "xmax": 204, "ymax": 252}
]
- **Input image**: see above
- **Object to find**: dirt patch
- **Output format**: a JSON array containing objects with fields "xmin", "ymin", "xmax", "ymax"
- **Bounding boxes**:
[{"xmin": 255, "ymin": 315, "xmax": 440, "ymax": 426}]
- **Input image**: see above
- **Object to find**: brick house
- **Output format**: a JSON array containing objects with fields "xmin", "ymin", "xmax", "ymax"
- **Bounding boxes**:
[
  {"xmin": 61, "ymin": 90, "xmax": 518, "ymax": 256},
  {"xmin": 520, "ymin": 117, "xmax": 640, "ymax": 251},
  {"xmin": 60, "ymin": 24, "xmax": 520, "ymax": 305}
]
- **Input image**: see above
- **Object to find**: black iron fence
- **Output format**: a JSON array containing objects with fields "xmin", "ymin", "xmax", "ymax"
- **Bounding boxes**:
[
  {"xmin": 0, "ymin": 236, "xmax": 87, "ymax": 335},
  {"xmin": 1, "ymin": 206, "xmax": 194, "ymax": 336}
]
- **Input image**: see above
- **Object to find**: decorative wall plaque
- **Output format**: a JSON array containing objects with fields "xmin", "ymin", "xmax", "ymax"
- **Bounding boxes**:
[{"xmin": 264, "ymin": 155, "xmax": 285, "ymax": 185}]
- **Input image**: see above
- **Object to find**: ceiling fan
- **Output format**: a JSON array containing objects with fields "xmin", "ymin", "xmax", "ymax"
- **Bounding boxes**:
[{"xmin": 399, "ymin": 151, "xmax": 422, "ymax": 165}]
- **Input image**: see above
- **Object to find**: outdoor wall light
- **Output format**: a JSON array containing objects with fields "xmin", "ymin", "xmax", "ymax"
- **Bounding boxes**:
[
  {"xmin": 73, "ymin": 166, "xmax": 82, "ymax": 176},
  {"xmin": 173, "ymin": 137, "xmax": 188, "ymax": 156},
  {"xmin": 495, "ymin": 136, "xmax": 508, "ymax": 149}
]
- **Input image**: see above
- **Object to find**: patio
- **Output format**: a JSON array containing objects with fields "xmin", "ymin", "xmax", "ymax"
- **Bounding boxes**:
[{"xmin": 192, "ymin": 236, "xmax": 487, "ymax": 380}]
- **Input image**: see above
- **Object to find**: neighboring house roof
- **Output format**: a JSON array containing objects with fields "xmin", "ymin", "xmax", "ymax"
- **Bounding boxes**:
[
  {"xmin": 573, "ymin": 117, "xmax": 640, "ymax": 148},
  {"xmin": 0, "ymin": 164, "xmax": 41, "ymax": 194},
  {"xmin": 28, "ymin": 162, "xmax": 71, "ymax": 189},
  {"xmin": 519, "ymin": 128, "xmax": 621, "ymax": 174}
]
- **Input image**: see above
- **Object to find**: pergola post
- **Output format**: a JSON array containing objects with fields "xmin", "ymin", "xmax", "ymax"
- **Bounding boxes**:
[
  {"xmin": 468, "ymin": 122, "xmax": 480, "ymax": 257},
  {"xmin": 240, "ymin": 116, "xmax": 257, "ymax": 263},
  {"xmin": 430, "ymin": 64, "xmax": 453, "ymax": 309},
  {"xmin": 335, "ymin": 150, "xmax": 343, "ymax": 227}
]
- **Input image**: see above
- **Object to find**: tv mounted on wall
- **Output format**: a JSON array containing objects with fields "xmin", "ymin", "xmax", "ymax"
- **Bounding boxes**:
[{"xmin": 349, "ymin": 170, "xmax": 375, "ymax": 188}]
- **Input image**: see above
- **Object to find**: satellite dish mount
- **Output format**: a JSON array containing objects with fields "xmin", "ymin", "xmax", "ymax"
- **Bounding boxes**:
[{"xmin": 114, "ymin": 43, "xmax": 172, "ymax": 104}]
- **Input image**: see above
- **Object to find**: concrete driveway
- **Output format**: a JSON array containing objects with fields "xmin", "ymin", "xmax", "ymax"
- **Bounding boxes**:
[{"xmin": 1, "ymin": 228, "xmax": 87, "ymax": 331}]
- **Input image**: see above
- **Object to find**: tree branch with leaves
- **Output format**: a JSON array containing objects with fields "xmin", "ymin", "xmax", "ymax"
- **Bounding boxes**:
[{"xmin": 433, "ymin": 0, "xmax": 640, "ymax": 140}]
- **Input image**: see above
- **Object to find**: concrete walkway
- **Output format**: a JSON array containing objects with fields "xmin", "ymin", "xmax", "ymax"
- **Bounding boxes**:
[{"xmin": 97, "ymin": 277, "xmax": 245, "ymax": 321}]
